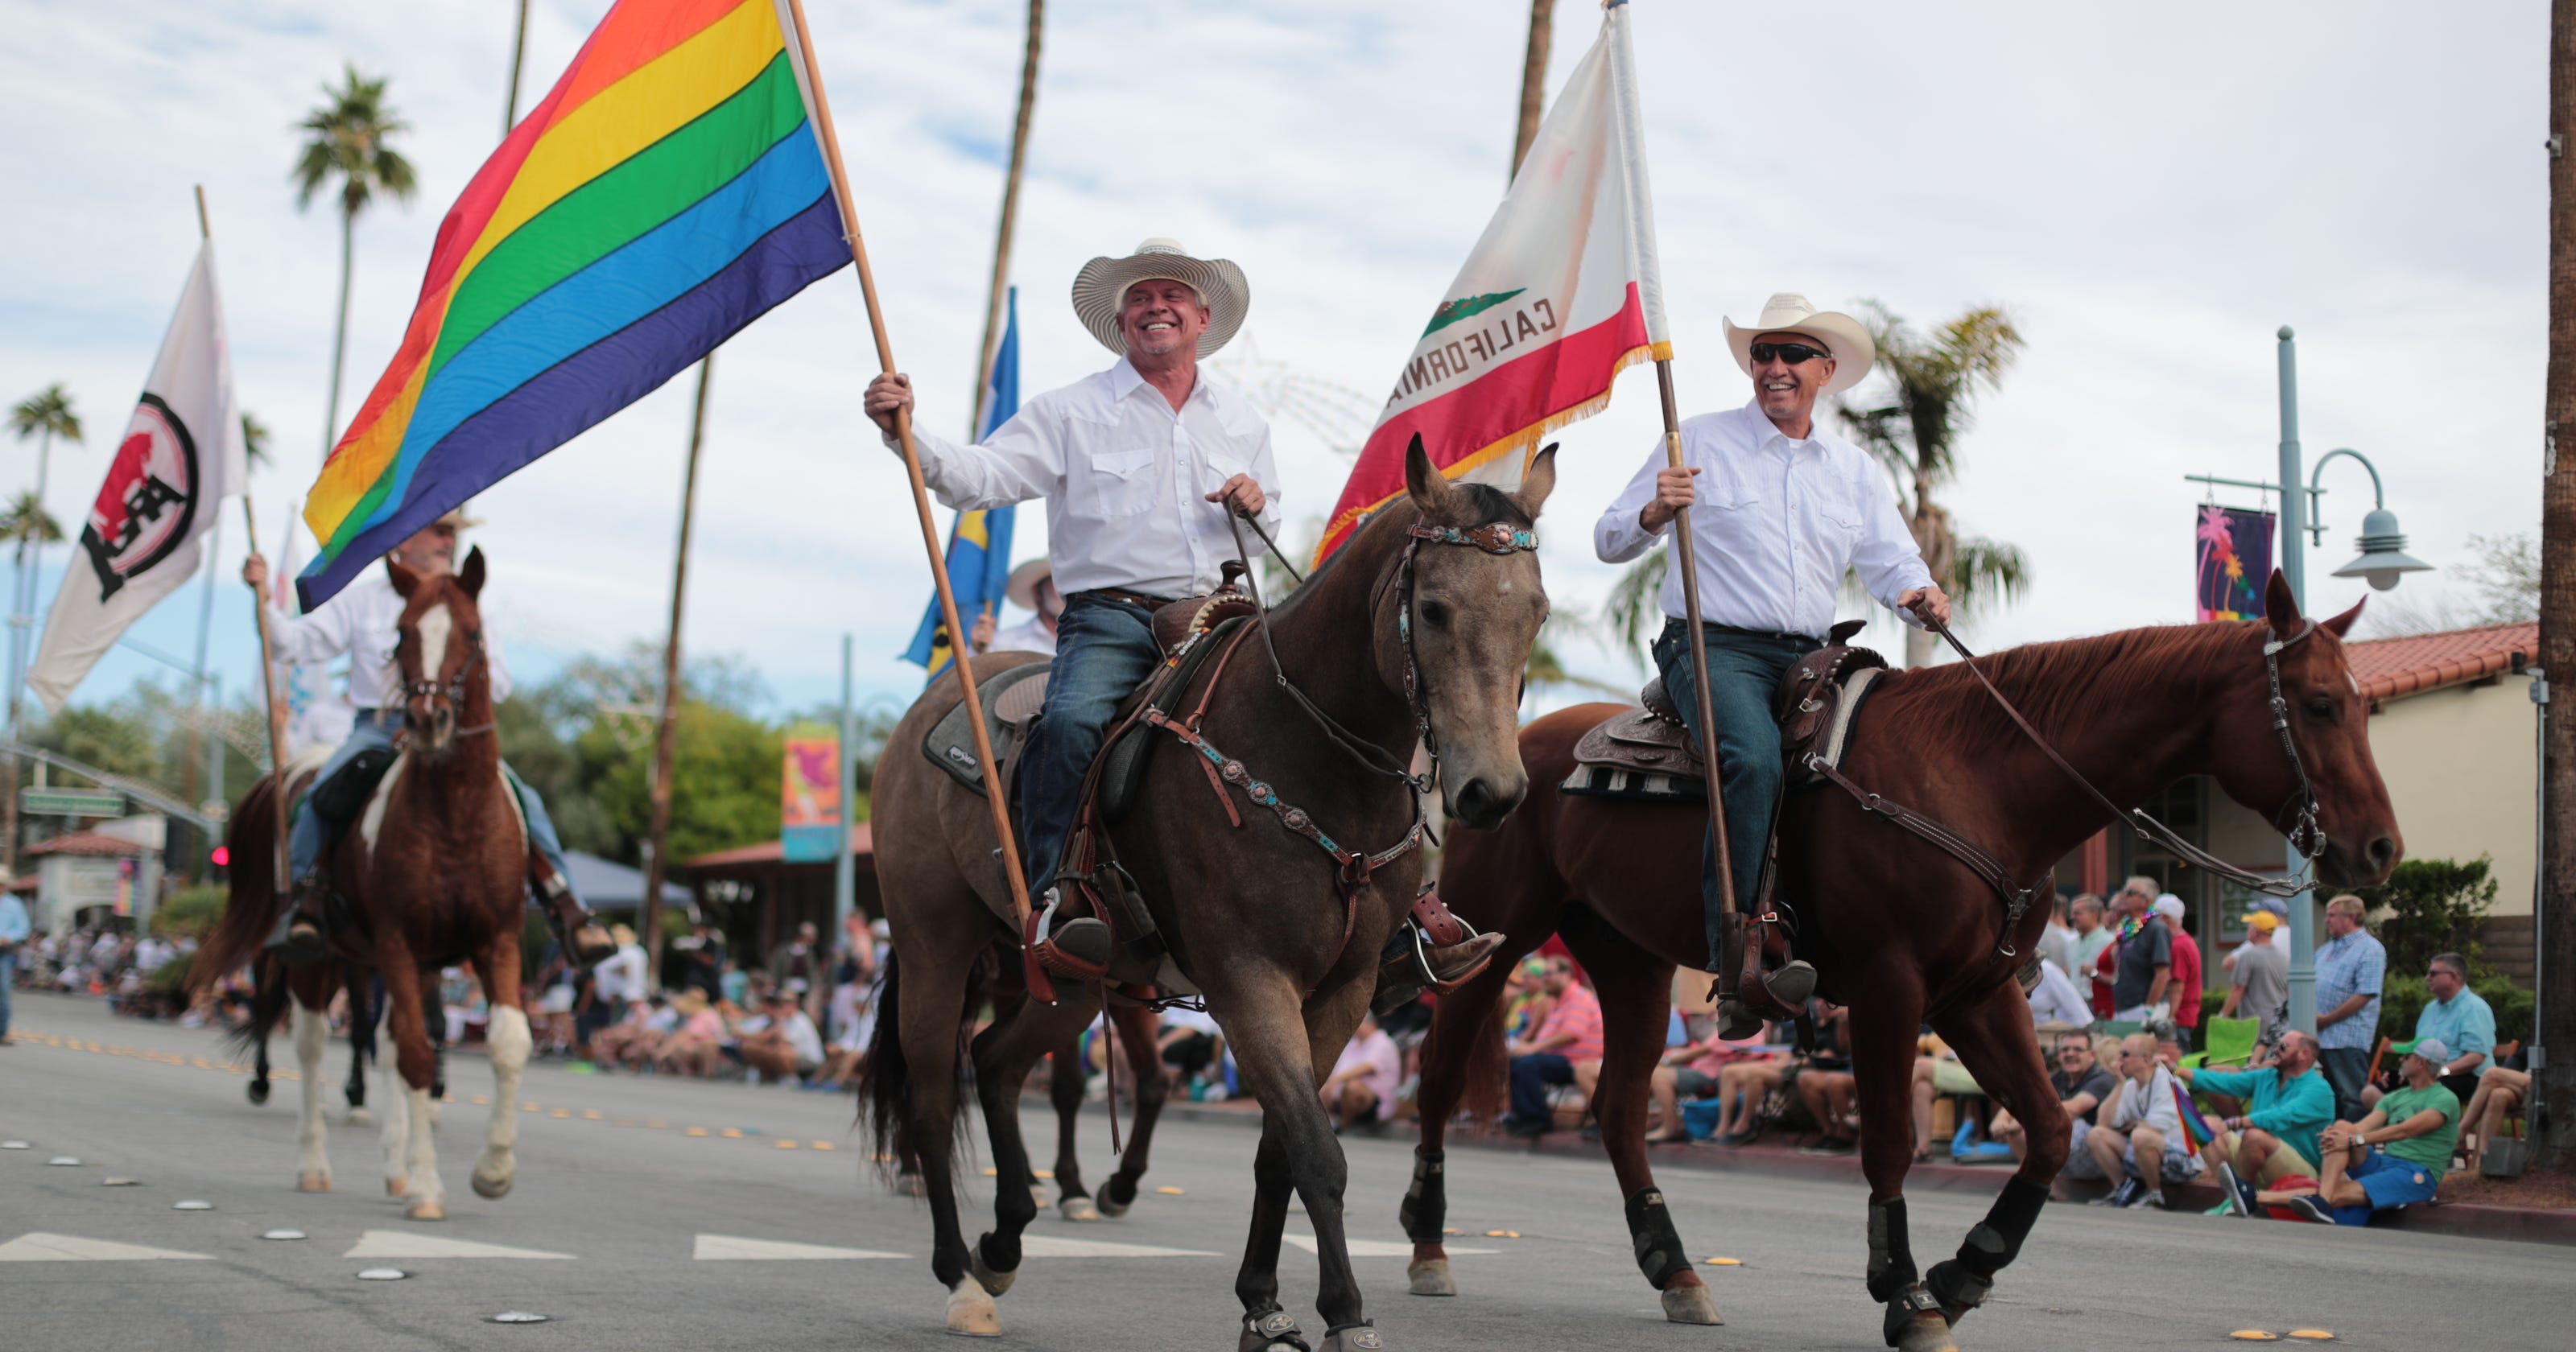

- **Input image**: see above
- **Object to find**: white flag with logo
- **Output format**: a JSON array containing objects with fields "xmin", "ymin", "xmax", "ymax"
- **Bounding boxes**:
[{"xmin": 28, "ymin": 242, "xmax": 244, "ymax": 714}]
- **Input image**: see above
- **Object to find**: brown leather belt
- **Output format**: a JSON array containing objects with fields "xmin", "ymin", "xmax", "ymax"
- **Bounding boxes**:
[{"xmin": 1075, "ymin": 587, "xmax": 1181, "ymax": 612}]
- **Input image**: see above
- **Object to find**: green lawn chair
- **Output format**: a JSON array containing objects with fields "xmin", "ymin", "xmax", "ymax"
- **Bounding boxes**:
[{"xmin": 2202, "ymin": 1016, "xmax": 2259, "ymax": 1067}]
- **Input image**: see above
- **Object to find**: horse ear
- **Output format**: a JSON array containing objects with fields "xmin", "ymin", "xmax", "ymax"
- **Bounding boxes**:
[
  {"xmin": 385, "ymin": 558, "xmax": 420, "ymax": 599},
  {"xmin": 1512, "ymin": 443, "xmax": 1558, "ymax": 517},
  {"xmin": 2264, "ymin": 569, "xmax": 2301, "ymax": 637},
  {"xmin": 2322, "ymin": 596, "xmax": 2365, "ymax": 637},
  {"xmin": 1403, "ymin": 434, "xmax": 1459, "ymax": 513},
  {"xmin": 458, "ymin": 546, "xmax": 486, "ymax": 600}
]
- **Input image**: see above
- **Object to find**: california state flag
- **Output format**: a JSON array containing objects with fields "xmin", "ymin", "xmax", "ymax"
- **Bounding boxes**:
[
  {"xmin": 28, "ymin": 241, "xmax": 243, "ymax": 714},
  {"xmin": 1316, "ymin": 0, "xmax": 1669, "ymax": 559}
]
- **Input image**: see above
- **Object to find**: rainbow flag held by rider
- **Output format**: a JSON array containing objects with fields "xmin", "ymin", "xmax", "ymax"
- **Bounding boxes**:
[
  {"xmin": 1315, "ymin": 0, "xmax": 1669, "ymax": 561},
  {"xmin": 903, "ymin": 287, "xmax": 1022, "ymax": 682},
  {"xmin": 295, "ymin": 0, "xmax": 850, "ymax": 609}
]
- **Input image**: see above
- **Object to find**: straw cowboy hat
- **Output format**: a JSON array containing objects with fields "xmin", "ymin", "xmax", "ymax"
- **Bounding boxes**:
[
  {"xmin": 1003, "ymin": 559, "xmax": 1054, "ymax": 612},
  {"xmin": 1723, "ymin": 293, "xmax": 1876, "ymax": 398},
  {"xmin": 1070, "ymin": 238, "xmax": 1249, "ymax": 359}
]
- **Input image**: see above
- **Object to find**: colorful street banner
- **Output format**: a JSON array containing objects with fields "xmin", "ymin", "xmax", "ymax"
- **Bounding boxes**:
[
  {"xmin": 903, "ymin": 286, "xmax": 1022, "ymax": 682},
  {"xmin": 297, "ymin": 0, "xmax": 851, "ymax": 609},
  {"xmin": 780, "ymin": 721, "xmax": 841, "ymax": 864},
  {"xmin": 2194, "ymin": 505, "xmax": 2273, "ymax": 621},
  {"xmin": 1315, "ymin": 0, "xmax": 1669, "ymax": 560},
  {"xmin": 28, "ymin": 241, "xmax": 245, "ymax": 714}
]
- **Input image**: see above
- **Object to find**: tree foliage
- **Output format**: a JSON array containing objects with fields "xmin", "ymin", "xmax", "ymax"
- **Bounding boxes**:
[
  {"xmin": 2354, "ymin": 855, "xmax": 2500, "ymax": 979},
  {"xmin": 10, "ymin": 382, "xmax": 82, "ymax": 447},
  {"xmin": 293, "ymin": 64, "xmax": 417, "ymax": 221}
]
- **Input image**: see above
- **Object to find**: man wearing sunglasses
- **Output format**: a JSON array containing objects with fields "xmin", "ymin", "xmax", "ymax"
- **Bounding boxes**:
[{"xmin": 1596, "ymin": 293, "xmax": 1948, "ymax": 1036}]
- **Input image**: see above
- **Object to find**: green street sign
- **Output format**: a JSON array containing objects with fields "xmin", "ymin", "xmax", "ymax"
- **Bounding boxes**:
[{"xmin": 20, "ymin": 789, "xmax": 125, "ymax": 818}]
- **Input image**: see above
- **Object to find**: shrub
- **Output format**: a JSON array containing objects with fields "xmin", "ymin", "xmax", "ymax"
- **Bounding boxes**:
[
  {"xmin": 2355, "ymin": 858, "xmax": 2498, "ymax": 979},
  {"xmin": 151, "ymin": 885, "xmax": 229, "ymax": 942}
]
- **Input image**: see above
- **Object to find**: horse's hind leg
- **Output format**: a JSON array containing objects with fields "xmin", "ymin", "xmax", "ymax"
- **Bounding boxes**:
[
  {"xmin": 1847, "ymin": 978, "xmax": 1949, "ymax": 1352},
  {"xmin": 1558, "ymin": 913, "xmax": 1715, "ymax": 1325},
  {"xmin": 290, "ymin": 997, "xmax": 332, "ymax": 1192},
  {"xmin": 882, "ymin": 942, "xmax": 994, "ymax": 1334},
  {"xmin": 344, "ymin": 972, "xmax": 374, "ymax": 1126},
  {"xmin": 1047, "ymin": 1029, "xmax": 1098, "ymax": 1220},
  {"xmin": 1097, "ymin": 1002, "xmax": 1168, "ymax": 1217},
  {"xmin": 471, "ymin": 936, "xmax": 530, "ymax": 1202},
  {"xmin": 1402, "ymin": 912, "xmax": 1542, "ymax": 1298},
  {"xmin": 378, "ymin": 954, "xmax": 446, "ymax": 1221},
  {"xmin": 1225, "ymin": 975, "xmax": 1372, "ymax": 1349},
  {"xmin": 967, "ymin": 994, "xmax": 1099, "ymax": 1288},
  {"xmin": 1917, "ymin": 982, "xmax": 2063, "ymax": 1349}
]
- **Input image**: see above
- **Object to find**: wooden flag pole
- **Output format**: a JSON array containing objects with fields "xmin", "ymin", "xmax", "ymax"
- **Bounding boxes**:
[
  {"xmin": 1653, "ymin": 360, "xmax": 1736, "ymax": 929},
  {"xmin": 782, "ymin": 0, "xmax": 1036, "ymax": 936},
  {"xmin": 242, "ymin": 500, "xmax": 294, "ymax": 901}
]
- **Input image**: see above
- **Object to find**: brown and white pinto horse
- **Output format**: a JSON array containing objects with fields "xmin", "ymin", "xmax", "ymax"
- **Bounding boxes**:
[
  {"xmin": 1406, "ymin": 573, "xmax": 2400, "ymax": 1350},
  {"xmin": 197, "ymin": 549, "xmax": 533, "ymax": 1220}
]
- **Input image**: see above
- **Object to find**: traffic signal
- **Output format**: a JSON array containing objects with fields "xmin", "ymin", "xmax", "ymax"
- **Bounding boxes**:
[{"xmin": 209, "ymin": 843, "xmax": 229, "ymax": 882}]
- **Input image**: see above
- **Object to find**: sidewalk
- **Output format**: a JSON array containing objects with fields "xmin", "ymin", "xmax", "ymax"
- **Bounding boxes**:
[{"xmin": 1133, "ymin": 1094, "xmax": 2576, "ymax": 1248}]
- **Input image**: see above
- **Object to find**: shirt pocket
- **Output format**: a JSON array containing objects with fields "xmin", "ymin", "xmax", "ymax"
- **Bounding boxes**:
[
  {"xmin": 1696, "ymin": 455, "xmax": 1763, "ymax": 513},
  {"xmin": 1088, "ymin": 448, "xmax": 1159, "ymax": 518}
]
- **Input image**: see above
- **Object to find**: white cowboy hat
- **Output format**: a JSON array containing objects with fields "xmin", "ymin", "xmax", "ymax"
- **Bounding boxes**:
[
  {"xmin": 1070, "ymin": 238, "xmax": 1249, "ymax": 359},
  {"xmin": 1003, "ymin": 558, "xmax": 1053, "ymax": 612},
  {"xmin": 1723, "ymin": 293, "xmax": 1876, "ymax": 398}
]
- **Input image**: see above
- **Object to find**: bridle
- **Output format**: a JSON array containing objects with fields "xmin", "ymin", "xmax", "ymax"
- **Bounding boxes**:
[{"xmin": 398, "ymin": 628, "xmax": 495, "ymax": 741}]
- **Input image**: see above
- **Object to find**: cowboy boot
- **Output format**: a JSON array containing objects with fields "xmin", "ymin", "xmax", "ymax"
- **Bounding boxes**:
[
  {"xmin": 531, "ymin": 852, "xmax": 615, "ymax": 967},
  {"xmin": 1711, "ymin": 914, "xmax": 1817, "ymax": 1039},
  {"xmin": 1030, "ymin": 888, "xmax": 1115, "ymax": 979},
  {"xmin": 265, "ymin": 873, "xmax": 329, "ymax": 969},
  {"xmin": 1371, "ymin": 920, "xmax": 1508, "ymax": 1015}
]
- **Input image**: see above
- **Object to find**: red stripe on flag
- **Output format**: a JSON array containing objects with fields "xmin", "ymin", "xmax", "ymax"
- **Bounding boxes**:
[{"xmin": 1318, "ymin": 284, "xmax": 1654, "ymax": 559}]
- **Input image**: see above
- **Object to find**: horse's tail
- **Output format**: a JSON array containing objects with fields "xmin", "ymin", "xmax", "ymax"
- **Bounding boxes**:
[
  {"xmin": 856, "ymin": 948, "xmax": 980, "ymax": 1187},
  {"xmin": 193, "ymin": 773, "xmax": 288, "ymax": 995}
]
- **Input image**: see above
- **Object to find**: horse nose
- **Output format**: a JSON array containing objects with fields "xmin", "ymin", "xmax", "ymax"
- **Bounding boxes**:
[
  {"xmin": 2365, "ymin": 834, "xmax": 2397, "ymax": 875},
  {"xmin": 1450, "ymin": 776, "xmax": 1524, "ymax": 831}
]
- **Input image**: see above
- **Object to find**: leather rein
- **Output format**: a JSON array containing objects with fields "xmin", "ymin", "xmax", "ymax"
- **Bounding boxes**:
[{"xmin": 1806, "ymin": 613, "xmax": 2323, "ymax": 962}]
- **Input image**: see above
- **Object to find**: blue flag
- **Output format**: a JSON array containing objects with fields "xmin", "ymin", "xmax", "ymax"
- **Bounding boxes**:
[{"xmin": 903, "ymin": 288, "xmax": 1022, "ymax": 679}]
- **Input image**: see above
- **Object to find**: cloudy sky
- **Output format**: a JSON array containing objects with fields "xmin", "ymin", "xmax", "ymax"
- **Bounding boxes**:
[{"xmin": 0, "ymin": 0, "xmax": 2546, "ymax": 728}]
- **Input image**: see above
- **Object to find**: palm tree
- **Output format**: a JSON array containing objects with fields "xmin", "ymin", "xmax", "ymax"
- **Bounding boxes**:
[
  {"xmin": 294, "ymin": 64, "xmax": 418, "ymax": 462},
  {"xmin": 1833, "ymin": 302, "xmax": 2031, "ymax": 667},
  {"xmin": 6, "ymin": 381, "xmax": 79, "ymax": 873},
  {"xmin": 240, "ymin": 411, "xmax": 272, "ymax": 468},
  {"xmin": 0, "ymin": 492, "xmax": 64, "ymax": 551}
]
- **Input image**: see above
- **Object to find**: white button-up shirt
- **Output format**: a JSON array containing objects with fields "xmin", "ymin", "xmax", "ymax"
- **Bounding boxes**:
[
  {"xmin": 263, "ymin": 566, "xmax": 514, "ymax": 711},
  {"xmin": 904, "ymin": 358, "xmax": 1282, "ymax": 600},
  {"xmin": 1594, "ymin": 400, "xmax": 1933, "ymax": 638}
]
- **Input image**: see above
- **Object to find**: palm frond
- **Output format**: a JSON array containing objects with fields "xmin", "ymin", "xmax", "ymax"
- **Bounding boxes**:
[
  {"xmin": 240, "ymin": 413, "xmax": 271, "ymax": 468},
  {"xmin": 1600, "ymin": 549, "xmax": 1669, "ymax": 660},
  {"xmin": 293, "ymin": 64, "xmax": 416, "ymax": 220},
  {"xmin": 1948, "ymin": 534, "xmax": 2030, "ymax": 619},
  {"xmin": 1, "ymin": 490, "xmax": 65, "ymax": 546},
  {"xmin": 10, "ymin": 382, "xmax": 82, "ymax": 443}
]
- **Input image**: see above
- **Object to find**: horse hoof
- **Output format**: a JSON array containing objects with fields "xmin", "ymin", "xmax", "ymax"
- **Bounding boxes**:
[
  {"xmin": 1061, "ymin": 1196, "xmax": 1100, "ymax": 1222},
  {"xmin": 1319, "ymin": 1324, "xmax": 1386, "ymax": 1351},
  {"xmin": 295, "ymin": 1172, "xmax": 332, "ymax": 1193},
  {"xmin": 471, "ymin": 1169, "xmax": 514, "ymax": 1200},
  {"xmin": 1894, "ymin": 1313, "xmax": 1959, "ymax": 1352},
  {"xmin": 247, "ymin": 1082, "xmax": 270, "ymax": 1106},
  {"xmin": 406, "ymin": 1197, "xmax": 446, "ymax": 1222},
  {"xmin": 944, "ymin": 1285, "xmax": 1001, "ymax": 1337},
  {"xmin": 386, "ymin": 1177, "xmax": 407, "ymax": 1198},
  {"xmin": 1028, "ymin": 1183, "xmax": 1051, "ymax": 1209},
  {"xmin": 1661, "ymin": 1284, "xmax": 1723, "ymax": 1325},
  {"xmin": 968, "ymin": 1241, "xmax": 1018, "ymax": 1296},
  {"xmin": 345, "ymin": 1107, "xmax": 374, "ymax": 1127},
  {"xmin": 1406, "ymin": 1258, "xmax": 1455, "ymax": 1296},
  {"xmin": 897, "ymin": 1172, "xmax": 930, "ymax": 1198}
]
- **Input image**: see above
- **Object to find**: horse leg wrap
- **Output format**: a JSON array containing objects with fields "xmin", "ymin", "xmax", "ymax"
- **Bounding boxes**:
[
  {"xmin": 1922, "ymin": 1175, "xmax": 2046, "ymax": 1321},
  {"xmin": 1400, "ymin": 1149, "xmax": 1446, "ymax": 1243},
  {"xmin": 1881, "ymin": 1285, "xmax": 1942, "ymax": 1349},
  {"xmin": 1624, "ymin": 1187, "xmax": 1692, "ymax": 1289},
  {"xmin": 1864, "ymin": 1197, "xmax": 1918, "ymax": 1305}
]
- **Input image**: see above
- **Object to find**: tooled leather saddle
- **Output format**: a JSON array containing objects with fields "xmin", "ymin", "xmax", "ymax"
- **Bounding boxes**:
[{"xmin": 1562, "ymin": 619, "xmax": 1889, "ymax": 801}]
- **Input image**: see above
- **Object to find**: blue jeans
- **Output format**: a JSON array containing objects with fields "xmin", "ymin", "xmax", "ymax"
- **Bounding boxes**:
[
  {"xmin": 1509, "ymin": 1052, "xmax": 1576, "ymax": 1123},
  {"xmin": 0, "ymin": 952, "xmax": 15, "ymax": 1038},
  {"xmin": 1019, "ymin": 593, "xmax": 1164, "ymax": 897},
  {"xmin": 1650, "ymin": 619, "xmax": 1812, "ymax": 970},
  {"xmin": 289, "ymin": 709, "xmax": 576, "ymax": 899}
]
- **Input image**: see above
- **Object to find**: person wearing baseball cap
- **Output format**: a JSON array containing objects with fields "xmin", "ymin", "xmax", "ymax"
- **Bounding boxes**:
[
  {"xmin": 2219, "ymin": 909, "xmax": 2290, "ymax": 1045},
  {"xmin": 2265, "ymin": 1037, "xmax": 2462, "ymax": 1224}
]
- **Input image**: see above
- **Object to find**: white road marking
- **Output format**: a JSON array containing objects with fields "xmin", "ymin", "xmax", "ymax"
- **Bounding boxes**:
[
  {"xmin": 342, "ymin": 1230, "xmax": 574, "ymax": 1260},
  {"xmin": 1281, "ymin": 1233, "xmax": 1498, "ymax": 1258},
  {"xmin": 1018, "ymin": 1236, "xmax": 1220, "ymax": 1258},
  {"xmin": 0, "ymin": 1233, "xmax": 213, "ymax": 1262},
  {"xmin": 692, "ymin": 1234, "xmax": 906, "ymax": 1261}
]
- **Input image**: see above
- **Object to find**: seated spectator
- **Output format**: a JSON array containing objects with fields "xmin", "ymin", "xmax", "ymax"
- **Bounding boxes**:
[
  {"xmin": 2025, "ymin": 957, "xmax": 2091, "ymax": 1028},
  {"xmin": 1793, "ymin": 1003, "xmax": 1859, "ymax": 1156},
  {"xmin": 1909, "ymin": 1038, "xmax": 1986, "ymax": 1163},
  {"xmin": 1321, "ymin": 1012, "xmax": 1401, "ymax": 1131},
  {"xmin": 738, "ymin": 990, "xmax": 825, "ymax": 1085},
  {"xmin": 1704, "ymin": 1039, "xmax": 1790, "ymax": 1146},
  {"xmin": 655, "ymin": 988, "xmax": 729, "ymax": 1077},
  {"xmin": 2459, "ymin": 1064, "xmax": 2531, "ymax": 1173},
  {"xmin": 591, "ymin": 995, "xmax": 665, "ymax": 1070},
  {"xmin": 1158, "ymin": 1006, "xmax": 1225, "ymax": 1090},
  {"xmin": 2083, "ymin": 1033, "xmax": 2200, "ymax": 1209},
  {"xmin": 2263, "ymin": 1037, "xmax": 2461, "ymax": 1225},
  {"xmin": 1646, "ymin": 1012, "xmax": 1767, "ymax": 1144},
  {"xmin": 1995, "ymin": 1029, "xmax": 2116, "ymax": 1169},
  {"xmin": 2180, "ymin": 1029, "xmax": 2334, "ymax": 1214},
  {"xmin": 1501, "ymin": 957, "xmax": 1601, "ymax": 1137},
  {"xmin": 2405, "ymin": 952, "xmax": 2496, "ymax": 1109}
]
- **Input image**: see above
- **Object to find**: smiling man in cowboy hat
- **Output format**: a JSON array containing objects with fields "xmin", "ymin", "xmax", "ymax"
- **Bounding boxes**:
[
  {"xmin": 1596, "ymin": 293, "xmax": 1950, "ymax": 1035},
  {"xmin": 242, "ymin": 507, "xmax": 610, "ymax": 968},
  {"xmin": 864, "ymin": 239, "xmax": 1281, "ymax": 969}
]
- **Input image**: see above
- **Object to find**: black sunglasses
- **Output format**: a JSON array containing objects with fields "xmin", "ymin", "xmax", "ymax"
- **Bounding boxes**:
[{"xmin": 1749, "ymin": 341, "xmax": 1831, "ymax": 365}]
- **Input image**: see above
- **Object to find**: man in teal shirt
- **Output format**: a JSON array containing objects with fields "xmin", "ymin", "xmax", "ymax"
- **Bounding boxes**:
[
  {"xmin": 2409, "ymin": 951, "xmax": 2496, "ymax": 1107},
  {"xmin": 2269, "ymin": 1037, "xmax": 2460, "ymax": 1225},
  {"xmin": 2181, "ymin": 1030, "xmax": 2334, "ymax": 1214}
]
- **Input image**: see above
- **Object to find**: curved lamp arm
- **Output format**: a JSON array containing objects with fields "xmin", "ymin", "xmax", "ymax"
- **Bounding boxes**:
[{"xmin": 2304, "ymin": 447, "xmax": 2385, "ymax": 546}]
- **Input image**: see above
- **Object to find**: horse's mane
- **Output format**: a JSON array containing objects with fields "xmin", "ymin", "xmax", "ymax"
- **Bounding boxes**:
[{"xmin": 1880, "ymin": 619, "xmax": 2260, "ymax": 751}]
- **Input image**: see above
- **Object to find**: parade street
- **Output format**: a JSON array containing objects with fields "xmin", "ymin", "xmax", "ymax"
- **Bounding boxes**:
[{"xmin": 0, "ymin": 992, "xmax": 2564, "ymax": 1352}]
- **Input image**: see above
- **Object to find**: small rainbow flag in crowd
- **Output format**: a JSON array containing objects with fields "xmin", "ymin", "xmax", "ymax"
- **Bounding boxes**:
[
  {"xmin": 298, "ymin": 0, "xmax": 849, "ymax": 608},
  {"xmin": 2169, "ymin": 1074, "xmax": 2219, "ymax": 1148}
]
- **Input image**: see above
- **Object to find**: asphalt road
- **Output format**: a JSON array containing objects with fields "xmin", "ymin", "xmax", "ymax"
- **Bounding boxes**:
[{"xmin": 4, "ymin": 990, "xmax": 2569, "ymax": 1352}]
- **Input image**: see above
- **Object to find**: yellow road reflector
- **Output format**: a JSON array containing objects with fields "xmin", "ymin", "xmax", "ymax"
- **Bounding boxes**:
[
  {"xmin": 776, "ymin": 1140, "xmax": 800, "ymax": 1149},
  {"xmin": 811, "ymin": 1141, "xmax": 836, "ymax": 1151},
  {"xmin": 520, "ymin": 1102, "xmax": 539, "ymax": 1111},
  {"xmin": 2288, "ymin": 1333, "xmax": 2336, "ymax": 1342},
  {"xmin": 1442, "ymin": 1228, "xmax": 1463, "ymax": 1235},
  {"xmin": 1703, "ymin": 1257, "xmax": 1741, "ymax": 1266},
  {"xmin": 686, "ymin": 1127, "xmax": 709, "ymax": 1137},
  {"xmin": 980, "ymin": 1168, "xmax": 998, "ymax": 1177},
  {"xmin": 1157, "ymin": 1186, "xmax": 1186, "ymax": 1195},
  {"xmin": 720, "ymin": 1127, "xmax": 745, "ymax": 1139},
  {"xmin": 473, "ymin": 1096, "xmax": 491, "ymax": 1106},
  {"xmin": 2231, "ymin": 1333, "xmax": 2281, "ymax": 1342},
  {"xmin": 1034, "ymin": 1169, "xmax": 1054, "ymax": 1179},
  {"xmin": 1483, "ymin": 1230, "xmax": 1521, "ymax": 1239},
  {"xmin": 549, "ymin": 1110, "xmax": 571, "ymax": 1119},
  {"xmin": 581, "ymin": 1111, "xmax": 604, "ymax": 1120}
]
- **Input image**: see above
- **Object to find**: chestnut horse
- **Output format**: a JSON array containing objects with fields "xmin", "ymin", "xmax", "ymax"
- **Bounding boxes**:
[
  {"xmin": 196, "ymin": 550, "xmax": 532, "ymax": 1221},
  {"xmin": 1406, "ymin": 573, "xmax": 2400, "ymax": 1351},
  {"xmin": 865, "ymin": 443, "xmax": 1555, "ymax": 1349}
]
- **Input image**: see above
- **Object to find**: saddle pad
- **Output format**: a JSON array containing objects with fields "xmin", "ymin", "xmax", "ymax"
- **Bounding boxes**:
[
  {"xmin": 1790, "ymin": 665, "xmax": 1881, "ymax": 787},
  {"xmin": 921, "ymin": 660, "xmax": 1051, "ymax": 798}
]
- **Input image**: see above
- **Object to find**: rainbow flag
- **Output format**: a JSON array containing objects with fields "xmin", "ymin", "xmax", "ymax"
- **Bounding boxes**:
[
  {"xmin": 2169, "ymin": 1076, "xmax": 2219, "ymax": 1149},
  {"xmin": 297, "ymin": 0, "xmax": 849, "ymax": 608}
]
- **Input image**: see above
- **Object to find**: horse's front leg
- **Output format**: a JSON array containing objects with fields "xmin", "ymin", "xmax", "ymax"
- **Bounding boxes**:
[
  {"xmin": 1047, "ymin": 1031, "xmax": 1099, "ymax": 1221},
  {"xmin": 1845, "ymin": 979, "xmax": 1950, "ymax": 1352},
  {"xmin": 968, "ymin": 994, "xmax": 1098, "ymax": 1288},
  {"xmin": 290, "ymin": 998, "xmax": 332, "ymax": 1192},
  {"xmin": 1098, "ymin": 1002, "xmax": 1170, "ymax": 1218},
  {"xmin": 345, "ymin": 971, "xmax": 374, "ymax": 1125},
  {"xmin": 472, "ymin": 930, "xmax": 530, "ymax": 1201},
  {"xmin": 377, "ymin": 951, "xmax": 445, "ymax": 1221},
  {"xmin": 1921, "ymin": 981, "xmax": 2062, "ymax": 1347},
  {"xmin": 1228, "ymin": 974, "xmax": 1376, "ymax": 1351}
]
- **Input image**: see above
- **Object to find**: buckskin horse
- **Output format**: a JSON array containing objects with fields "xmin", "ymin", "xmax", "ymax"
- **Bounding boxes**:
[
  {"xmin": 865, "ymin": 442, "xmax": 1554, "ymax": 1349},
  {"xmin": 1403, "ymin": 573, "xmax": 2399, "ymax": 1351},
  {"xmin": 195, "ymin": 550, "xmax": 534, "ymax": 1222}
]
